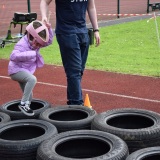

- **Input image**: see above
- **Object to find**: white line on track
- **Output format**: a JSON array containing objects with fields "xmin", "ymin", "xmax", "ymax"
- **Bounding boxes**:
[{"xmin": 1, "ymin": 75, "xmax": 160, "ymax": 103}]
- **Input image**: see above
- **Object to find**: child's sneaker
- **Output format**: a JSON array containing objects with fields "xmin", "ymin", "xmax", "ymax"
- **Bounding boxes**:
[{"xmin": 18, "ymin": 103, "xmax": 34, "ymax": 116}]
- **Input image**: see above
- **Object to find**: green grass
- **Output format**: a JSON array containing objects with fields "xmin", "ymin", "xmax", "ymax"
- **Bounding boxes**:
[
  {"xmin": 88, "ymin": 18, "xmax": 160, "ymax": 77},
  {"xmin": 1, "ymin": 18, "xmax": 160, "ymax": 77}
]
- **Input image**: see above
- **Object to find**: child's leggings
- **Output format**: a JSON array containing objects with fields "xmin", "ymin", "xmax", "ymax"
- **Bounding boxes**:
[{"xmin": 10, "ymin": 71, "xmax": 37, "ymax": 103}]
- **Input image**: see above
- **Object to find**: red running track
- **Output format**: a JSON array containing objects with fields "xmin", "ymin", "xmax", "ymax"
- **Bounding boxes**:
[{"xmin": 0, "ymin": 59, "xmax": 160, "ymax": 114}]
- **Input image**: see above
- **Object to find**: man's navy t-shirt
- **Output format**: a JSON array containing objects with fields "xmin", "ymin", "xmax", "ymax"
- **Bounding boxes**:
[{"xmin": 55, "ymin": 0, "xmax": 88, "ymax": 34}]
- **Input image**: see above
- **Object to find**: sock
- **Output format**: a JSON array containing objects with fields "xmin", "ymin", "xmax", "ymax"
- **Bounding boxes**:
[
  {"xmin": 25, "ymin": 101, "xmax": 30, "ymax": 105},
  {"xmin": 21, "ymin": 101, "xmax": 25, "ymax": 105}
]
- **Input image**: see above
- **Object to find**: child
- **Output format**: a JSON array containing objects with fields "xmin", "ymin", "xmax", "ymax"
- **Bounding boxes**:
[{"xmin": 8, "ymin": 20, "xmax": 54, "ymax": 116}]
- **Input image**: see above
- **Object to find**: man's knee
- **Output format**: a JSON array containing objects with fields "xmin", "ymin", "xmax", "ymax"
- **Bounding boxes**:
[{"xmin": 66, "ymin": 68, "xmax": 82, "ymax": 79}]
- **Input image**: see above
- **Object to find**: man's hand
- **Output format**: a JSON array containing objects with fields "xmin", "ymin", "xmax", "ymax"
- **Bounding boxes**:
[
  {"xmin": 42, "ymin": 17, "xmax": 51, "ymax": 28},
  {"xmin": 94, "ymin": 32, "xmax": 100, "ymax": 47}
]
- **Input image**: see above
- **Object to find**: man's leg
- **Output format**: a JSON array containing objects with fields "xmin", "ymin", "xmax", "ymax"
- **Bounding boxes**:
[{"xmin": 56, "ymin": 34, "xmax": 89, "ymax": 105}]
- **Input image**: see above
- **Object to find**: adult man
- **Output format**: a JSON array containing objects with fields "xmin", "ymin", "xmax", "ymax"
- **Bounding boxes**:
[{"xmin": 40, "ymin": 0, "xmax": 100, "ymax": 105}]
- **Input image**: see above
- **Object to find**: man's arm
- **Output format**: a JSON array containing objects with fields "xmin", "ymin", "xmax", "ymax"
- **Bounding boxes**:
[
  {"xmin": 40, "ymin": 0, "xmax": 52, "ymax": 26},
  {"xmin": 87, "ymin": 0, "xmax": 100, "ymax": 46}
]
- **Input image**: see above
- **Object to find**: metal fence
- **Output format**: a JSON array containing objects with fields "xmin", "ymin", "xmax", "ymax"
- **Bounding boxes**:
[{"xmin": 0, "ymin": 0, "xmax": 159, "ymax": 38}]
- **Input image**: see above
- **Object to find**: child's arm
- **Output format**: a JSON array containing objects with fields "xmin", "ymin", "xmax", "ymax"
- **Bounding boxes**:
[
  {"xmin": 42, "ymin": 27, "xmax": 54, "ymax": 47},
  {"xmin": 10, "ymin": 50, "xmax": 37, "ymax": 62},
  {"xmin": 47, "ymin": 27, "xmax": 54, "ymax": 45}
]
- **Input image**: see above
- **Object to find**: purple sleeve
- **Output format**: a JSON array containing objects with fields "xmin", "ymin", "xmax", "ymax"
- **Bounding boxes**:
[
  {"xmin": 36, "ymin": 52, "xmax": 44, "ymax": 68},
  {"xmin": 10, "ymin": 50, "xmax": 36, "ymax": 62},
  {"xmin": 44, "ymin": 28, "xmax": 54, "ymax": 46}
]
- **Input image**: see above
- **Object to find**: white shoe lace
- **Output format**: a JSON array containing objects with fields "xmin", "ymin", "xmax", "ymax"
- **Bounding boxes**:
[{"xmin": 22, "ymin": 105, "xmax": 31, "ymax": 112}]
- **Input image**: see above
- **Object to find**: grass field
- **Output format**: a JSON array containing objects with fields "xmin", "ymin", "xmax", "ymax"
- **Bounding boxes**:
[{"xmin": 0, "ymin": 17, "xmax": 160, "ymax": 77}]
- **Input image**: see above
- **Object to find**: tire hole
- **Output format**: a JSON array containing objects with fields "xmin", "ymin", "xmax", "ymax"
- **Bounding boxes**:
[
  {"xmin": 142, "ymin": 155, "xmax": 160, "ymax": 160},
  {"xmin": 49, "ymin": 110, "xmax": 88, "ymax": 121},
  {"xmin": 5, "ymin": 102, "xmax": 44, "ymax": 111},
  {"xmin": 0, "ymin": 126, "xmax": 45, "ymax": 140},
  {"xmin": 107, "ymin": 115, "xmax": 154, "ymax": 129},
  {"xmin": 56, "ymin": 138, "xmax": 110, "ymax": 158}
]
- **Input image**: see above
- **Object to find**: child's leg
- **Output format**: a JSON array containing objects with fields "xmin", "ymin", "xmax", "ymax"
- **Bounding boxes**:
[
  {"xmin": 18, "ymin": 82, "xmax": 33, "ymax": 102},
  {"xmin": 10, "ymin": 71, "xmax": 37, "ymax": 116},
  {"xmin": 11, "ymin": 71, "xmax": 37, "ymax": 103}
]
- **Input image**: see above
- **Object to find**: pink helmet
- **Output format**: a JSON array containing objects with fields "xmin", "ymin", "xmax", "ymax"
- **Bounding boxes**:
[{"xmin": 26, "ymin": 20, "xmax": 49, "ymax": 46}]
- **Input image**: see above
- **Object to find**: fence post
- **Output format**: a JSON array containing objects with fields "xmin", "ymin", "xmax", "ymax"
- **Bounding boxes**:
[
  {"xmin": 117, "ymin": 0, "xmax": 120, "ymax": 18},
  {"xmin": 147, "ymin": 0, "xmax": 150, "ymax": 13},
  {"xmin": 27, "ymin": 0, "xmax": 31, "ymax": 13}
]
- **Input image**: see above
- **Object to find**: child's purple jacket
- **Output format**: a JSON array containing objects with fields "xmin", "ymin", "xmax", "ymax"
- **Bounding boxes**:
[{"xmin": 8, "ymin": 28, "xmax": 54, "ymax": 75}]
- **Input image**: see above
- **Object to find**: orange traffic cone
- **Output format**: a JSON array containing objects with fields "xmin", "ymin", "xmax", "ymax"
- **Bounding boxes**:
[{"xmin": 84, "ymin": 94, "xmax": 92, "ymax": 109}]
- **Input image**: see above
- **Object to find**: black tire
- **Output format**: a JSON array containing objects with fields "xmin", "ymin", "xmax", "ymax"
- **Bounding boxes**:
[
  {"xmin": 39, "ymin": 105, "xmax": 97, "ymax": 132},
  {"xmin": 91, "ymin": 108, "xmax": 160, "ymax": 153},
  {"xmin": 126, "ymin": 146, "xmax": 160, "ymax": 160},
  {"xmin": 37, "ymin": 130, "xmax": 129, "ymax": 160},
  {"xmin": 0, "ymin": 99, "xmax": 51, "ymax": 120},
  {"xmin": 0, "ymin": 119, "xmax": 58, "ymax": 160},
  {"xmin": 0, "ymin": 111, "xmax": 11, "ymax": 124}
]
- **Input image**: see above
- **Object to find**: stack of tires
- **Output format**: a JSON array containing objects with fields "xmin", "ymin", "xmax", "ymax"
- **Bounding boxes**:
[
  {"xmin": 0, "ymin": 99, "xmax": 58, "ymax": 160},
  {"xmin": 0, "ymin": 99, "xmax": 109, "ymax": 160},
  {"xmin": 38, "ymin": 105, "xmax": 97, "ymax": 132},
  {"xmin": 1, "ymin": 99, "xmax": 160, "ymax": 159},
  {"xmin": 37, "ymin": 130, "xmax": 129, "ymax": 160},
  {"xmin": 0, "ymin": 99, "xmax": 51, "ymax": 120},
  {"xmin": 91, "ymin": 108, "xmax": 160, "ymax": 159},
  {"xmin": 36, "ymin": 106, "xmax": 128, "ymax": 160},
  {"xmin": 0, "ymin": 119, "xmax": 58, "ymax": 160},
  {"xmin": 0, "ymin": 111, "xmax": 11, "ymax": 124}
]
